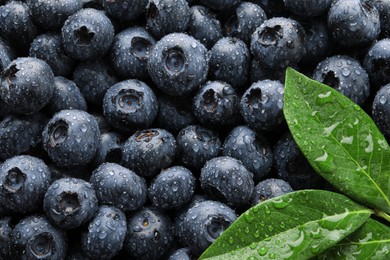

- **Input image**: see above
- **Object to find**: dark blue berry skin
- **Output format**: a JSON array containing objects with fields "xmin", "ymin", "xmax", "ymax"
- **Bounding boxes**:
[
  {"xmin": 90, "ymin": 163, "xmax": 147, "ymax": 212},
  {"xmin": 148, "ymin": 33, "xmax": 209, "ymax": 96},
  {"xmin": 0, "ymin": 57, "xmax": 55, "ymax": 115},
  {"xmin": 0, "ymin": 37, "xmax": 16, "ymax": 73},
  {"xmin": 364, "ymin": 39, "xmax": 390, "ymax": 89},
  {"xmin": 149, "ymin": 166, "xmax": 196, "ymax": 210},
  {"xmin": 102, "ymin": 0, "xmax": 148, "ymax": 21},
  {"xmin": 251, "ymin": 178, "xmax": 293, "ymax": 206},
  {"xmin": 193, "ymin": 81, "xmax": 241, "ymax": 129},
  {"xmin": 168, "ymin": 247, "xmax": 193, "ymax": 260},
  {"xmin": 181, "ymin": 200, "xmax": 236, "ymax": 256},
  {"xmin": 328, "ymin": 0, "xmax": 380, "ymax": 47},
  {"xmin": 121, "ymin": 128, "xmax": 176, "ymax": 178},
  {"xmin": 240, "ymin": 80, "xmax": 285, "ymax": 132},
  {"xmin": 250, "ymin": 58, "xmax": 288, "ymax": 84},
  {"xmin": 123, "ymin": 207, "xmax": 174, "ymax": 260},
  {"xmin": 42, "ymin": 109, "xmax": 100, "ymax": 168},
  {"xmin": 176, "ymin": 125, "xmax": 221, "ymax": 170},
  {"xmin": 200, "ymin": 156, "xmax": 254, "ymax": 209},
  {"xmin": 224, "ymin": 2, "xmax": 267, "ymax": 45},
  {"xmin": 61, "ymin": 8, "xmax": 114, "ymax": 61},
  {"xmin": 372, "ymin": 83, "xmax": 390, "ymax": 138},
  {"xmin": 73, "ymin": 58, "xmax": 118, "ymax": 106},
  {"xmin": 103, "ymin": 79, "xmax": 158, "ymax": 134},
  {"xmin": 110, "ymin": 26, "xmax": 156, "ymax": 80},
  {"xmin": 0, "ymin": 1, "xmax": 37, "ymax": 54},
  {"xmin": 0, "ymin": 155, "xmax": 51, "ymax": 214},
  {"xmin": 81, "ymin": 206, "xmax": 127, "ymax": 259},
  {"xmin": 0, "ymin": 217, "xmax": 12, "ymax": 259},
  {"xmin": 146, "ymin": 0, "xmax": 190, "ymax": 38},
  {"xmin": 274, "ymin": 132, "xmax": 322, "ymax": 190},
  {"xmin": 283, "ymin": 0, "xmax": 332, "ymax": 18},
  {"xmin": 248, "ymin": 0, "xmax": 288, "ymax": 18},
  {"xmin": 90, "ymin": 131, "xmax": 123, "ymax": 168},
  {"xmin": 251, "ymin": 17, "xmax": 306, "ymax": 70},
  {"xmin": 11, "ymin": 215, "xmax": 67, "ymax": 260},
  {"xmin": 156, "ymin": 94, "xmax": 198, "ymax": 135},
  {"xmin": 46, "ymin": 76, "xmax": 87, "ymax": 115},
  {"xmin": 297, "ymin": 18, "xmax": 332, "ymax": 69},
  {"xmin": 27, "ymin": 0, "xmax": 83, "ymax": 31},
  {"xmin": 29, "ymin": 33, "xmax": 76, "ymax": 77},
  {"xmin": 187, "ymin": 5, "xmax": 223, "ymax": 49},
  {"xmin": 199, "ymin": 0, "xmax": 240, "ymax": 11},
  {"xmin": 374, "ymin": 0, "xmax": 390, "ymax": 38},
  {"xmin": 223, "ymin": 126, "xmax": 273, "ymax": 182},
  {"xmin": 0, "ymin": 113, "xmax": 47, "ymax": 160},
  {"xmin": 312, "ymin": 55, "xmax": 371, "ymax": 106},
  {"xmin": 43, "ymin": 177, "xmax": 98, "ymax": 229},
  {"xmin": 209, "ymin": 37, "xmax": 250, "ymax": 89}
]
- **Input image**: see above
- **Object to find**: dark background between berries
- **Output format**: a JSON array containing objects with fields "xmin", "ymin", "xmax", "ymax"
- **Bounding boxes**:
[{"xmin": 0, "ymin": 0, "xmax": 389, "ymax": 259}]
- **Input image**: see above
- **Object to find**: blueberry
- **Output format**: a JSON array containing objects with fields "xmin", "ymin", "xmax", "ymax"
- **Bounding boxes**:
[
  {"xmin": 146, "ymin": 0, "xmax": 190, "ymax": 38},
  {"xmin": 181, "ymin": 200, "xmax": 236, "ymax": 256},
  {"xmin": 224, "ymin": 2, "xmax": 267, "ymax": 44},
  {"xmin": 43, "ymin": 177, "xmax": 98, "ymax": 229},
  {"xmin": 168, "ymin": 247, "xmax": 193, "ymax": 260},
  {"xmin": 274, "ymin": 132, "xmax": 322, "ymax": 190},
  {"xmin": 46, "ymin": 76, "xmax": 87, "ymax": 114},
  {"xmin": 372, "ymin": 83, "xmax": 390, "ymax": 138},
  {"xmin": 0, "ymin": 113, "xmax": 47, "ymax": 160},
  {"xmin": 90, "ymin": 131, "xmax": 123, "ymax": 168},
  {"xmin": 251, "ymin": 178, "xmax": 293, "ymax": 205},
  {"xmin": 123, "ymin": 207, "xmax": 174, "ymax": 260},
  {"xmin": 27, "ymin": 0, "xmax": 83, "ymax": 31},
  {"xmin": 251, "ymin": 17, "xmax": 306, "ymax": 70},
  {"xmin": 209, "ymin": 37, "xmax": 250, "ymax": 89},
  {"xmin": 61, "ymin": 8, "xmax": 114, "ymax": 61},
  {"xmin": 110, "ymin": 26, "xmax": 156, "ymax": 80},
  {"xmin": 200, "ymin": 156, "xmax": 254, "ymax": 209},
  {"xmin": 103, "ymin": 79, "xmax": 158, "ymax": 134},
  {"xmin": 81, "ymin": 206, "xmax": 127, "ymax": 259},
  {"xmin": 249, "ymin": 58, "xmax": 288, "ymax": 83},
  {"xmin": 248, "ymin": 0, "xmax": 288, "ymax": 18},
  {"xmin": 0, "ymin": 37, "xmax": 16, "ymax": 73},
  {"xmin": 176, "ymin": 125, "xmax": 221, "ymax": 170},
  {"xmin": 0, "ymin": 155, "xmax": 51, "ymax": 214},
  {"xmin": 12, "ymin": 215, "xmax": 67, "ymax": 259},
  {"xmin": 149, "ymin": 166, "xmax": 196, "ymax": 210},
  {"xmin": 312, "ymin": 55, "xmax": 371, "ymax": 106},
  {"xmin": 222, "ymin": 126, "xmax": 273, "ymax": 182},
  {"xmin": 42, "ymin": 109, "xmax": 100, "ymax": 168},
  {"xmin": 283, "ymin": 0, "xmax": 332, "ymax": 18},
  {"xmin": 0, "ymin": 217, "xmax": 12, "ymax": 259},
  {"xmin": 0, "ymin": 1, "xmax": 37, "ymax": 54},
  {"xmin": 102, "ymin": 0, "xmax": 148, "ymax": 21},
  {"xmin": 193, "ymin": 81, "xmax": 241, "ymax": 129},
  {"xmin": 374, "ymin": 0, "xmax": 390, "ymax": 38},
  {"xmin": 90, "ymin": 162, "xmax": 147, "ymax": 212},
  {"xmin": 0, "ymin": 57, "xmax": 55, "ymax": 115},
  {"xmin": 156, "ymin": 93, "xmax": 198, "ymax": 135},
  {"xmin": 148, "ymin": 33, "xmax": 209, "ymax": 96},
  {"xmin": 363, "ymin": 39, "xmax": 390, "ymax": 89},
  {"xmin": 121, "ymin": 128, "xmax": 176, "ymax": 178},
  {"xmin": 327, "ymin": 0, "xmax": 380, "ymax": 47},
  {"xmin": 187, "ymin": 5, "xmax": 223, "ymax": 49},
  {"xmin": 199, "ymin": 0, "xmax": 240, "ymax": 11},
  {"xmin": 73, "ymin": 58, "xmax": 118, "ymax": 106},
  {"xmin": 29, "ymin": 33, "xmax": 76, "ymax": 77},
  {"xmin": 240, "ymin": 80, "xmax": 285, "ymax": 132}
]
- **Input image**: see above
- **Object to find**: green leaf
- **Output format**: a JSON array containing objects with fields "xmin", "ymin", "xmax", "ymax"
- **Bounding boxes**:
[
  {"xmin": 199, "ymin": 190, "xmax": 372, "ymax": 260},
  {"xmin": 283, "ymin": 68, "xmax": 390, "ymax": 214},
  {"xmin": 317, "ymin": 218, "xmax": 390, "ymax": 259}
]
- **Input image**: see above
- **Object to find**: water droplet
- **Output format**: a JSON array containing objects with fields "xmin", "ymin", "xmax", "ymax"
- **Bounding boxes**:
[
  {"xmin": 379, "ymin": 95, "xmax": 387, "ymax": 105},
  {"xmin": 272, "ymin": 197, "xmax": 290, "ymax": 209},
  {"xmin": 341, "ymin": 67, "xmax": 351, "ymax": 77},
  {"xmin": 323, "ymin": 122, "xmax": 340, "ymax": 137},
  {"xmin": 340, "ymin": 136, "xmax": 353, "ymax": 145},
  {"xmin": 228, "ymin": 236, "xmax": 234, "ymax": 244},
  {"xmin": 80, "ymin": 124, "xmax": 87, "ymax": 132},
  {"xmin": 365, "ymin": 134, "xmax": 373, "ymax": 153},
  {"xmin": 264, "ymin": 205, "xmax": 271, "ymax": 214},
  {"xmin": 258, "ymin": 247, "xmax": 268, "ymax": 256}
]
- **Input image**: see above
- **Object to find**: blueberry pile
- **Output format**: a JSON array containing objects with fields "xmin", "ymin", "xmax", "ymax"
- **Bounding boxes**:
[{"xmin": 0, "ymin": 0, "xmax": 389, "ymax": 259}]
